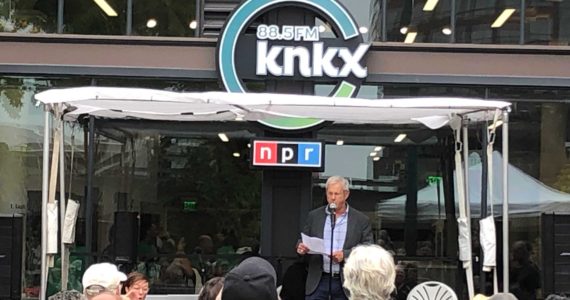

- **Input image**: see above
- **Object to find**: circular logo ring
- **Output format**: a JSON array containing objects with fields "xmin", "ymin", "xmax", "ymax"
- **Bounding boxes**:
[{"xmin": 218, "ymin": 0, "xmax": 363, "ymax": 130}]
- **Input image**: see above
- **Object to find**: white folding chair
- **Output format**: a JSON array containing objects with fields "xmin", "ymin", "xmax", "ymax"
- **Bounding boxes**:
[{"xmin": 407, "ymin": 281, "xmax": 458, "ymax": 300}]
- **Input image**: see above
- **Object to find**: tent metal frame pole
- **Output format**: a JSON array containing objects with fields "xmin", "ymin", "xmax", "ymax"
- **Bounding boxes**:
[
  {"xmin": 479, "ymin": 125, "xmax": 488, "ymax": 292},
  {"xmin": 58, "ymin": 116, "xmax": 68, "ymax": 290},
  {"xmin": 40, "ymin": 110, "xmax": 50, "ymax": 300},
  {"xmin": 461, "ymin": 119, "xmax": 475, "ymax": 299},
  {"xmin": 462, "ymin": 121, "xmax": 475, "ymax": 299},
  {"xmin": 502, "ymin": 110, "xmax": 510, "ymax": 292},
  {"xmin": 86, "ymin": 116, "xmax": 95, "ymax": 265}
]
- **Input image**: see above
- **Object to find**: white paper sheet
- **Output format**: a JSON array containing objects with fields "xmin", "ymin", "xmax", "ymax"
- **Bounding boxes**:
[
  {"xmin": 301, "ymin": 233, "xmax": 328, "ymax": 255},
  {"xmin": 63, "ymin": 199, "xmax": 80, "ymax": 244},
  {"xmin": 47, "ymin": 202, "xmax": 58, "ymax": 254}
]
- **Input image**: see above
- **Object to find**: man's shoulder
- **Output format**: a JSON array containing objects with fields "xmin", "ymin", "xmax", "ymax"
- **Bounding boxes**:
[
  {"xmin": 308, "ymin": 206, "xmax": 326, "ymax": 216},
  {"xmin": 348, "ymin": 206, "xmax": 368, "ymax": 219}
]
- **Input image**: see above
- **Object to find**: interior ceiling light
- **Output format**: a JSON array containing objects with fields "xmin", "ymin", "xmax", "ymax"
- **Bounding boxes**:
[
  {"xmin": 373, "ymin": 157, "xmax": 380, "ymax": 161},
  {"xmin": 400, "ymin": 26, "xmax": 408, "ymax": 35},
  {"xmin": 423, "ymin": 0, "xmax": 439, "ymax": 11},
  {"xmin": 394, "ymin": 133, "xmax": 407, "ymax": 143},
  {"xmin": 404, "ymin": 32, "xmax": 417, "ymax": 43},
  {"xmin": 146, "ymin": 18, "xmax": 157, "ymax": 28},
  {"xmin": 374, "ymin": 146, "xmax": 383, "ymax": 151},
  {"xmin": 359, "ymin": 26, "xmax": 369, "ymax": 34},
  {"xmin": 94, "ymin": 0, "xmax": 118, "ymax": 17},
  {"xmin": 369, "ymin": 152, "xmax": 378, "ymax": 157},
  {"xmin": 232, "ymin": 152, "xmax": 240, "ymax": 157},
  {"xmin": 218, "ymin": 133, "xmax": 229, "ymax": 142},
  {"xmin": 491, "ymin": 8, "xmax": 516, "ymax": 28},
  {"xmin": 189, "ymin": 20, "xmax": 198, "ymax": 29},
  {"xmin": 336, "ymin": 140, "xmax": 344, "ymax": 145},
  {"xmin": 442, "ymin": 27, "xmax": 452, "ymax": 35}
]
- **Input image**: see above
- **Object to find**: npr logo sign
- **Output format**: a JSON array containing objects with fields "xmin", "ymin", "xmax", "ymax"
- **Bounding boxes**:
[{"xmin": 251, "ymin": 139, "xmax": 324, "ymax": 170}]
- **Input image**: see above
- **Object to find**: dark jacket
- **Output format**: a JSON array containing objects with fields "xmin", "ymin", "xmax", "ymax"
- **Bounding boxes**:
[{"xmin": 301, "ymin": 205, "xmax": 373, "ymax": 295}]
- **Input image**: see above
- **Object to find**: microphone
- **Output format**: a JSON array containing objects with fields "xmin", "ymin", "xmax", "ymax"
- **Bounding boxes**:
[{"xmin": 328, "ymin": 203, "xmax": 337, "ymax": 213}]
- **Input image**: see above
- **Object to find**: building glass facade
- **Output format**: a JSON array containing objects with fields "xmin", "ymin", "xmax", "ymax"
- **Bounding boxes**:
[{"xmin": 0, "ymin": 0, "xmax": 570, "ymax": 299}]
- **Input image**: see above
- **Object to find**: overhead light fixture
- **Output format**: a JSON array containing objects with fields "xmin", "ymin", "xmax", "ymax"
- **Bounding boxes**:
[
  {"xmin": 189, "ymin": 20, "xmax": 198, "ymax": 30},
  {"xmin": 442, "ymin": 27, "xmax": 452, "ymax": 35},
  {"xmin": 94, "ymin": 0, "xmax": 118, "ymax": 17},
  {"xmin": 218, "ymin": 133, "xmax": 229, "ymax": 142},
  {"xmin": 247, "ymin": 143, "xmax": 251, "ymax": 148},
  {"xmin": 394, "ymin": 133, "xmax": 407, "ymax": 143},
  {"xmin": 423, "ymin": 0, "xmax": 439, "ymax": 11},
  {"xmin": 369, "ymin": 152, "xmax": 378, "ymax": 157},
  {"xmin": 404, "ymin": 32, "xmax": 417, "ymax": 43},
  {"xmin": 146, "ymin": 18, "xmax": 157, "ymax": 28},
  {"xmin": 400, "ymin": 26, "xmax": 408, "ymax": 35},
  {"xmin": 488, "ymin": 120, "xmax": 504, "ymax": 130},
  {"xmin": 374, "ymin": 146, "xmax": 383, "ymax": 151},
  {"xmin": 373, "ymin": 157, "xmax": 380, "ymax": 161},
  {"xmin": 232, "ymin": 152, "xmax": 240, "ymax": 157},
  {"xmin": 336, "ymin": 140, "xmax": 344, "ymax": 145},
  {"xmin": 359, "ymin": 26, "xmax": 369, "ymax": 34},
  {"xmin": 491, "ymin": 8, "xmax": 516, "ymax": 28}
]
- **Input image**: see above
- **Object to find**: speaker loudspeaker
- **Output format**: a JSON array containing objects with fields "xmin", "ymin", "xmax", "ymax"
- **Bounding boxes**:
[{"xmin": 113, "ymin": 211, "xmax": 139, "ymax": 263}]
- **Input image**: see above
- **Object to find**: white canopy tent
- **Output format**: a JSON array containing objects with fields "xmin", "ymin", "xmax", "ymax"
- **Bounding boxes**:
[
  {"xmin": 378, "ymin": 151, "xmax": 570, "ymax": 222},
  {"xmin": 34, "ymin": 86, "xmax": 512, "ymax": 299}
]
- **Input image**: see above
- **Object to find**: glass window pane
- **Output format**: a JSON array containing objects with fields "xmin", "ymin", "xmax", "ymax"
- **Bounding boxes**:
[
  {"xmin": 64, "ymin": 0, "xmax": 126, "ymax": 35},
  {"xmin": 455, "ymin": 0, "xmax": 521, "ymax": 44},
  {"xmin": 132, "ymin": 0, "xmax": 197, "ymax": 37},
  {"xmin": 525, "ymin": 0, "xmax": 570, "ymax": 45},
  {"xmin": 385, "ymin": 0, "xmax": 452, "ymax": 43},
  {"xmin": 0, "ymin": 0, "xmax": 57, "ymax": 33}
]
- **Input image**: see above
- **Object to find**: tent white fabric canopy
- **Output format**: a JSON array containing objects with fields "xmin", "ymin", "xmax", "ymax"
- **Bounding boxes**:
[
  {"xmin": 34, "ymin": 86, "xmax": 512, "ymax": 300},
  {"xmin": 378, "ymin": 151, "xmax": 570, "ymax": 222},
  {"xmin": 35, "ymin": 87, "xmax": 510, "ymax": 128}
]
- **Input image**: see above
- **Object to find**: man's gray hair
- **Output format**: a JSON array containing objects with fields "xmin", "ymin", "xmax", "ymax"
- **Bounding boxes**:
[
  {"xmin": 343, "ymin": 245, "xmax": 396, "ymax": 300},
  {"xmin": 326, "ymin": 176, "xmax": 350, "ymax": 192}
]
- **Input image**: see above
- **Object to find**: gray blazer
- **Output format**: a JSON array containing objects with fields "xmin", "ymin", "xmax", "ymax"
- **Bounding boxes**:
[{"xmin": 301, "ymin": 205, "xmax": 373, "ymax": 295}]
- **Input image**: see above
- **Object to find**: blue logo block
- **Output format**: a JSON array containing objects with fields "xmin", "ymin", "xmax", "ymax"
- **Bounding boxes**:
[{"xmin": 297, "ymin": 143, "xmax": 322, "ymax": 166}]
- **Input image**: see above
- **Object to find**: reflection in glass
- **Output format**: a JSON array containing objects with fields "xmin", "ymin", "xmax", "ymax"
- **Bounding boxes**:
[
  {"xmin": 0, "ymin": 0, "xmax": 57, "ymax": 33},
  {"xmin": 383, "ymin": 0, "xmax": 452, "ymax": 43},
  {"xmin": 64, "ymin": 0, "xmax": 127, "ymax": 34},
  {"xmin": 132, "ymin": 0, "xmax": 196, "ymax": 37},
  {"xmin": 525, "ymin": 0, "xmax": 570, "ymax": 45},
  {"xmin": 455, "ymin": 0, "xmax": 520, "ymax": 44}
]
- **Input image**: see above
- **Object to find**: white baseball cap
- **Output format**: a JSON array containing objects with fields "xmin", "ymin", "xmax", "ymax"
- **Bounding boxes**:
[{"xmin": 82, "ymin": 263, "xmax": 127, "ymax": 291}]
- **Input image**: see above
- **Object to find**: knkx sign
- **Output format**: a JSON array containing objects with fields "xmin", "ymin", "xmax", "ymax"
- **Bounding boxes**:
[
  {"xmin": 251, "ymin": 139, "xmax": 324, "ymax": 170},
  {"xmin": 217, "ymin": 0, "xmax": 369, "ymax": 130}
]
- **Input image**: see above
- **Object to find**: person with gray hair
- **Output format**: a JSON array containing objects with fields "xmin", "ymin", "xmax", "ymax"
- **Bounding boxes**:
[
  {"xmin": 297, "ymin": 175, "xmax": 373, "ymax": 299},
  {"xmin": 342, "ymin": 245, "xmax": 396, "ymax": 300}
]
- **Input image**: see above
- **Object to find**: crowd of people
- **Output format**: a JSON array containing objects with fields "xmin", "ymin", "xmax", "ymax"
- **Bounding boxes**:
[{"xmin": 62, "ymin": 175, "xmax": 548, "ymax": 300}]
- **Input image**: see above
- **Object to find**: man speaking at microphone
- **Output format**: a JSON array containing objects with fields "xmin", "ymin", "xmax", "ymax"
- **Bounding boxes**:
[{"xmin": 297, "ymin": 176, "xmax": 373, "ymax": 300}]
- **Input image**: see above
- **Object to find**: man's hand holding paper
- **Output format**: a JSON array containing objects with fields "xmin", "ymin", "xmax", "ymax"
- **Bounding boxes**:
[{"xmin": 299, "ymin": 233, "xmax": 330, "ymax": 255}]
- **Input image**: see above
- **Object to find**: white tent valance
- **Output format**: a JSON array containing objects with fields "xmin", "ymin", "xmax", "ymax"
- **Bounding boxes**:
[{"xmin": 35, "ymin": 87, "xmax": 511, "ymax": 129}]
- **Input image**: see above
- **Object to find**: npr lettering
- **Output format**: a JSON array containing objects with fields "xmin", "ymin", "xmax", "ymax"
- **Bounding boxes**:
[{"xmin": 253, "ymin": 141, "xmax": 322, "ymax": 168}]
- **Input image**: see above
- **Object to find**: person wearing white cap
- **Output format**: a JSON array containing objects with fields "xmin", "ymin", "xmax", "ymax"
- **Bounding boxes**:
[{"xmin": 82, "ymin": 262, "xmax": 128, "ymax": 299}]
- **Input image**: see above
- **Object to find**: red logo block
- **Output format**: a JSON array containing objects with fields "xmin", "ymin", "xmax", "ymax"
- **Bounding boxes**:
[{"xmin": 253, "ymin": 142, "xmax": 278, "ymax": 164}]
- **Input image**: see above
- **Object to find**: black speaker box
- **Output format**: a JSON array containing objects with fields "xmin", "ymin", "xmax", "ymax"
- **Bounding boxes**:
[
  {"xmin": 113, "ymin": 211, "xmax": 139, "ymax": 263},
  {"xmin": 0, "ymin": 216, "xmax": 22, "ymax": 300}
]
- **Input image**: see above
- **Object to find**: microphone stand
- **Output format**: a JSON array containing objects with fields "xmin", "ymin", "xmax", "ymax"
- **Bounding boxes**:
[
  {"xmin": 195, "ymin": 247, "xmax": 205, "ymax": 284},
  {"xmin": 329, "ymin": 210, "xmax": 336, "ymax": 300}
]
